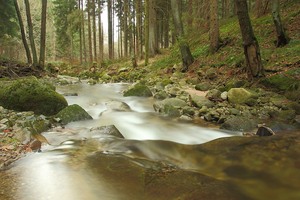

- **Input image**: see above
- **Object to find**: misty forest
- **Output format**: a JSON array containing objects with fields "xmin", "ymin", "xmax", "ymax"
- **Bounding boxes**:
[{"xmin": 0, "ymin": 0, "xmax": 300, "ymax": 199}]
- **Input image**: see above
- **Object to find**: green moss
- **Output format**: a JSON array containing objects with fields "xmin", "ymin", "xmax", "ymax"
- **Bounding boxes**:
[
  {"xmin": 260, "ymin": 69, "xmax": 300, "ymax": 91},
  {"xmin": 123, "ymin": 83, "xmax": 153, "ymax": 97},
  {"xmin": 55, "ymin": 104, "xmax": 92, "ymax": 124},
  {"xmin": 0, "ymin": 77, "xmax": 67, "ymax": 116}
]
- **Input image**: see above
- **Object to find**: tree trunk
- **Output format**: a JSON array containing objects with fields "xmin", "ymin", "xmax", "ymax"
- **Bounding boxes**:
[
  {"xmin": 108, "ymin": 0, "xmax": 113, "ymax": 59},
  {"xmin": 78, "ymin": 0, "xmax": 83, "ymax": 64},
  {"xmin": 92, "ymin": 0, "xmax": 97, "ymax": 62},
  {"xmin": 24, "ymin": 0, "xmax": 38, "ymax": 66},
  {"xmin": 14, "ymin": 0, "xmax": 32, "ymax": 64},
  {"xmin": 98, "ymin": 0, "xmax": 103, "ymax": 62},
  {"xmin": 271, "ymin": 0, "xmax": 289, "ymax": 47},
  {"xmin": 135, "ymin": 0, "xmax": 141, "ymax": 59},
  {"xmin": 87, "ymin": 0, "xmax": 93, "ymax": 63},
  {"xmin": 149, "ymin": 0, "xmax": 158, "ymax": 56},
  {"xmin": 235, "ymin": 0, "xmax": 264, "ymax": 78},
  {"xmin": 170, "ymin": 0, "xmax": 194, "ymax": 72},
  {"xmin": 81, "ymin": 0, "xmax": 87, "ymax": 63},
  {"xmin": 210, "ymin": 0, "xmax": 220, "ymax": 53},
  {"xmin": 145, "ymin": 0, "xmax": 149, "ymax": 66},
  {"xmin": 124, "ymin": 0, "xmax": 129, "ymax": 57},
  {"xmin": 39, "ymin": 0, "xmax": 47, "ymax": 68}
]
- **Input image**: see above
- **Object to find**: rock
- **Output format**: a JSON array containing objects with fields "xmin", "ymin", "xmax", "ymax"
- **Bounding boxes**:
[
  {"xmin": 106, "ymin": 101, "xmax": 131, "ymax": 112},
  {"xmin": 221, "ymin": 116, "xmax": 257, "ymax": 131},
  {"xmin": 153, "ymin": 98, "xmax": 187, "ymax": 117},
  {"xmin": 124, "ymin": 83, "xmax": 152, "ymax": 97},
  {"xmin": 154, "ymin": 91, "xmax": 168, "ymax": 100},
  {"xmin": 90, "ymin": 125, "xmax": 124, "ymax": 138},
  {"xmin": 256, "ymin": 125, "xmax": 275, "ymax": 136},
  {"xmin": 227, "ymin": 88, "xmax": 257, "ymax": 105},
  {"xmin": 199, "ymin": 106, "xmax": 209, "ymax": 115},
  {"xmin": 63, "ymin": 92, "xmax": 78, "ymax": 96},
  {"xmin": 195, "ymin": 82, "xmax": 212, "ymax": 91},
  {"xmin": 182, "ymin": 106, "xmax": 195, "ymax": 117},
  {"xmin": 221, "ymin": 91, "xmax": 228, "ymax": 100},
  {"xmin": 260, "ymin": 68, "xmax": 300, "ymax": 91},
  {"xmin": 224, "ymin": 79, "xmax": 248, "ymax": 91},
  {"xmin": 0, "ymin": 77, "xmax": 68, "ymax": 116},
  {"xmin": 55, "ymin": 104, "xmax": 93, "ymax": 124},
  {"xmin": 205, "ymin": 68, "xmax": 217, "ymax": 80},
  {"xmin": 276, "ymin": 109, "xmax": 296, "ymax": 121},
  {"xmin": 189, "ymin": 94, "xmax": 214, "ymax": 108},
  {"xmin": 206, "ymin": 89, "xmax": 222, "ymax": 101}
]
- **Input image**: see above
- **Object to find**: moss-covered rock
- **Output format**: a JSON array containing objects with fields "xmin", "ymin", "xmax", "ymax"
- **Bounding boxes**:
[
  {"xmin": 221, "ymin": 116, "xmax": 257, "ymax": 131},
  {"xmin": 189, "ymin": 94, "xmax": 215, "ymax": 108},
  {"xmin": 260, "ymin": 68, "xmax": 300, "ymax": 91},
  {"xmin": 123, "ymin": 83, "xmax": 153, "ymax": 97},
  {"xmin": 55, "ymin": 104, "xmax": 92, "ymax": 124},
  {"xmin": 0, "ymin": 77, "xmax": 67, "ymax": 116},
  {"xmin": 227, "ymin": 88, "xmax": 258, "ymax": 105}
]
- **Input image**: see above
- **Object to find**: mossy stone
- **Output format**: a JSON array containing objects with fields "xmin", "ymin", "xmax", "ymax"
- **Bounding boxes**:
[
  {"xmin": 123, "ymin": 83, "xmax": 153, "ymax": 97},
  {"xmin": 0, "ymin": 77, "xmax": 67, "ymax": 116},
  {"xmin": 55, "ymin": 104, "xmax": 92, "ymax": 124}
]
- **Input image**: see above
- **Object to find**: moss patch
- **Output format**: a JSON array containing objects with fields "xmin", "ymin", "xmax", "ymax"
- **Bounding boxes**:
[
  {"xmin": 0, "ymin": 77, "xmax": 68, "ymax": 116},
  {"xmin": 55, "ymin": 104, "xmax": 93, "ymax": 124}
]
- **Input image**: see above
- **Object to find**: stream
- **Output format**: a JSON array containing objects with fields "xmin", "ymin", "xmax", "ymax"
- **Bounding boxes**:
[{"xmin": 1, "ymin": 82, "xmax": 282, "ymax": 200}]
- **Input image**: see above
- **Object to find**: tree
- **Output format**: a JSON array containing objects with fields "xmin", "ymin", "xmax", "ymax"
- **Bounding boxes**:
[
  {"xmin": 145, "ymin": 0, "xmax": 149, "ymax": 66},
  {"xmin": 39, "ymin": 0, "xmax": 47, "ymax": 68},
  {"xmin": 24, "ymin": 0, "xmax": 38, "ymax": 66},
  {"xmin": 92, "ymin": 0, "xmax": 97, "ymax": 61},
  {"xmin": 209, "ymin": 0, "xmax": 220, "ymax": 53},
  {"xmin": 271, "ymin": 0, "xmax": 289, "ymax": 47},
  {"xmin": 0, "ymin": 0, "xmax": 18, "ymax": 38},
  {"xmin": 170, "ymin": 0, "xmax": 194, "ymax": 72},
  {"xmin": 108, "ymin": 0, "xmax": 113, "ymax": 59},
  {"xmin": 87, "ymin": 0, "xmax": 93, "ymax": 62},
  {"xmin": 13, "ymin": 0, "xmax": 32, "ymax": 63},
  {"xmin": 53, "ymin": 0, "xmax": 77, "ymax": 59},
  {"xmin": 235, "ymin": 0, "xmax": 264, "ymax": 78},
  {"xmin": 149, "ymin": 0, "xmax": 158, "ymax": 56}
]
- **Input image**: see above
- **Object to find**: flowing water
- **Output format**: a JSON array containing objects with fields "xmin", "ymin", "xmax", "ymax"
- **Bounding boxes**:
[{"xmin": 0, "ymin": 83, "xmax": 248, "ymax": 200}]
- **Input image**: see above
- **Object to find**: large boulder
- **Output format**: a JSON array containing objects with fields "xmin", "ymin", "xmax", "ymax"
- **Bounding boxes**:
[
  {"xmin": 55, "ymin": 104, "xmax": 92, "ymax": 124},
  {"xmin": 123, "ymin": 83, "xmax": 153, "ymax": 97},
  {"xmin": 0, "ymin": 77, "xmax": 67, "ymax": 116},
  {"xmin": 227, "ymin": 88, "xmax": 257, "ymax": 105},
  {"xmin": 189, "ymin": 94, "xmax": 214, "ymax": 108}
]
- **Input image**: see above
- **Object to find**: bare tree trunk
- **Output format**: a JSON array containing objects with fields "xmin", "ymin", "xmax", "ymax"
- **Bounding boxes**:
[
  {"xmin": 145, "ymin": 0, "xmax": 149, "ymax": 66},
  {"xmin": 98, "ymin": 0, "xmax": 103, "ymax": 62},
  {"xmin": 92, "ymin": 0, "xmax": 97, "ymax": 62},
  {"xmin": 87, "ymin": 0, "xmax": 93, "ymax": 63},
  {"xmin": 78, "ymin": 0, "xmax": 83, "ymax": 64},
  {"xmin": 272, "ymin": 0, "xmax": 289, "ymax": 47},
  {"xmin": 135, "ymin": 0, "xmax": 141, "ymax": 59},
  {"xmin": 39, "ymin": 0, "xmax": 47, "ymax": 69},
  {"xmin": 235, "ymin": 0, "xmax": 264, "ymax": 78},
  {"xmin": 24, "ymin": 0, "xmax": 38, "ymax": 66},
  {"xmin": 171, "ymin": 0, "xmax": 194, "ymax": 72},
  {"xmin": 108, "ymin": 0, "xmax": 113, "ymax": 59},
  {"xmin": 124, "ymin": 0, "xmax": 129, "ymax": 57},
  {"xmin": 210, "ymin": 0, "xmax": 220, "ymax": 53},
  {"xmin": 81, "ymin": 0, "xmax": 87, "ymax": 63},
  {"xmin": 14, "ymin": 0, "xmax": 32, "ymax": 64},
  {"xmin": 149, "ymin": 0, "xmax": 158, "ymax": 56}
]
